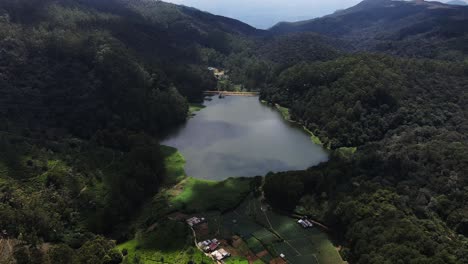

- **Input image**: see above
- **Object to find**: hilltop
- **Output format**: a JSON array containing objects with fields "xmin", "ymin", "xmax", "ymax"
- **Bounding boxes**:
[{"xmin": 270, "ymin": 0, "xmax": 468, "ymax": 58}]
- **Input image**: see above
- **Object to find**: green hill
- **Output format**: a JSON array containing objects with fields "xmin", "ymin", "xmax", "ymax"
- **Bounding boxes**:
[
  {"xmin": 270, "ymin": 0, "xmax": 468, "ymax": 59},
  {"xmin": 0, "ymin": 0, "xmax": 260, "ymax": 262}
]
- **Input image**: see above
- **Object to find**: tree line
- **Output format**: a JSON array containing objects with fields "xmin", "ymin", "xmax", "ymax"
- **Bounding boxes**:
[{"xmin": 261, "ymin": 54, "xmax": 468, "ymax": 263}]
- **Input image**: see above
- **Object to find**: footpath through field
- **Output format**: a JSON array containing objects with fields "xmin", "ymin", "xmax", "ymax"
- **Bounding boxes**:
[{"xmin": 203, "ymin": 196, "xmax": 345, "ymax": 264}]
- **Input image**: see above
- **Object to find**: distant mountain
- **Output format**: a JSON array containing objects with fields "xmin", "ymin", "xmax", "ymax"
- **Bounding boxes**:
[
  {"xmin": 446, "ymin": 0, "xmax": 468, "ymax": 5},
  {"xmin": 270, "ymin": 0, "xmax": 468, "ymax": 58}
]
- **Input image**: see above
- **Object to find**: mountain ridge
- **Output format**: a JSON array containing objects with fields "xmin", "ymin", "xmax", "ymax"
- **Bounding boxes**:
[
  {"xmin": 269, "ymin": 0, "xmax": 468, "ymax": 58},
  {"xmin": 446, "ymin": 0, "xmax": 468, "ymax": 5}
]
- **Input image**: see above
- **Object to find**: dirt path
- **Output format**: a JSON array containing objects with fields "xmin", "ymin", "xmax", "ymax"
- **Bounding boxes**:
[
  {"xmin": 283, "ymin": 239, "xmax": 301, "ymax": 256},
  {"xmin": 190, "ymin": 226, "xmax": 217, "ymax": 263},
  {"xmin": 0, "ymin": 239, "xmax": 16, "ymax": 263}
]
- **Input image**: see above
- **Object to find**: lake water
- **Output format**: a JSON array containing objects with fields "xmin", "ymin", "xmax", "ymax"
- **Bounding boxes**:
[{"xmin": 162, "ymin": 96, "xmax": 328, "ymax": 180}]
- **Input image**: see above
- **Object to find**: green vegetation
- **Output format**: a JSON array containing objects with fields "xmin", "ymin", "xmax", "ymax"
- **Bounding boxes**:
[
  {"xmin": 170, "ymin": 177, "xmax": 252, "ymax": 213},
  {"xmin": 223, "ymin": 257, "xmax": 249, "ymax": 264},
  {"xmin": 0, "ymin": 132, "xmax": 171, "ymax": 260},
  {"xmin": 261, "ymin": 54, "xmax": 468, "ymax": 263},
  {"xmin": 189, "ymin": 104, "xmax": 206, "ymax": 116},
  {"xmin": 303, "ymin": 127, "xmax": 325, "ymax": 147},
  {"xmin": 160, "ymin": 145, "xmax": 187, "ymax": 185},
  {"xmin": 0, "ymin": 0, "xmax": 259, "ymax": 261},
  {"xmin": 262, "ymin": 55, "xmax": 468, "ymax": 149},
  {"xmin": 257, "ymin": 33, "xmax": 341, "ymax": 66},
  {"xmin": 219, "ymin": 196, "xmax": 343, "ymax": 264},
  {"xmin": 117, "ymin": 150, "xmax": 254, "ymax": 264},
  {"xmin": 275, "ymin": 104, "xmax": 291, "ymax": 121},
  {"xmin": 334, "ymin": 147, "xmax": 357, "ymax": 159},
  {"xmin": 117, "ymin": 220, "xmax": 211, "ymax": 264},
  {"xmin": 150, "ymin": 146, "xmax": 254, "ymax": 214},
  {"xmin": 270, "ymin": 103, "xmax": 328, "ymax": 147},
  {"xmin": 2, "ymin": 0, "xmax": 468, "ymax": 263},
  {"xmin": 270, "ymin": 0, "xmax": 468, "ymax": 60}
]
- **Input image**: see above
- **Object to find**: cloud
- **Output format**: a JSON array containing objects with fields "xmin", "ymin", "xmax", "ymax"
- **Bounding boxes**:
[{"xmin": 164, "ymin": 0, "xmax": 362, "ymax": 28}]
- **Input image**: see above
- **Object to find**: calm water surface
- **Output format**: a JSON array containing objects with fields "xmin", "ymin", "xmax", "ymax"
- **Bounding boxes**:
[{"xmin": 162, "ymin": 96, "xmax": 328, "ymax": 180}]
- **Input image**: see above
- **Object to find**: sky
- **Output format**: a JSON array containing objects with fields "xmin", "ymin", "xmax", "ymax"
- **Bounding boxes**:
[{"xmin": 164, "ymin": 0, "xmax": 364, "ymax": 29}]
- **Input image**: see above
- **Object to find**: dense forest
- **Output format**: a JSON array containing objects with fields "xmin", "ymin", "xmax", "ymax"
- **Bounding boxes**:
[
  {"xmin": 0, "ymin": 0, "xmax": 257, "ymax": 262},
  {"xmin": 1, "ymin": 0, "xmax": 468, "ymax": 263},
  {"xmin": 260, "ymin": 1, "xmax": 468, "ymax": 263},
  {"xmin": 261, "ymin": 54, "xmax": 468, "ymax": 263}
]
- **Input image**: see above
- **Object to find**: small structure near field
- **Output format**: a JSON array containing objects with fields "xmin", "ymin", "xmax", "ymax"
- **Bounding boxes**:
[
  {"xmin": 186, "ymin": 216, "xmax": 205, "ymax": 227},
  {"xmin": 211, "ymin": 248, "xmax": 231, "ymax": 261},
  {"xmin": 297, "ymin": 218, "xmax": 314, "ymax": 228},
  {"xmin": 198, "ymin": 239, "xmax": 220, "ymax": 252},
  {"xmin": 207, "ymin": 67, "xmax": 226, "ymax": 80}
]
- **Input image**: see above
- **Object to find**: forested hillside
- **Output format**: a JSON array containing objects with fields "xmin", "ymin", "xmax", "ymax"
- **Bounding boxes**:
[
  {"xmin": 271, "ymin": 0, "xmax": 468, "ymax": 59},
  {"xmin": 0, "ymin": 0, "xmax": 262, "ymax": 138},
  {"xmin": 262, "ymin": 55, "xmax": 468, "ymax": 148},
  {"xmin": 261, "ymin": 54, "xmax": 468, "ymax": 263},
  {"xmin": 263, "ymin": 11, "xmax": 468, "ymax": 262},
  {"xmin": 0, "ymin": 0, "xmax": 258, "ymax": 262}
]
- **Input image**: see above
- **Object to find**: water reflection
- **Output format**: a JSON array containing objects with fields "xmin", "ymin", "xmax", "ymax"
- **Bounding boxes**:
[
  {"xmin": 163, "ymin": 120, "xmax": 248, "ymax": 149},
  {"xmin": 162, "ymin": 96, "xmax": 328, "ymax": 180}
]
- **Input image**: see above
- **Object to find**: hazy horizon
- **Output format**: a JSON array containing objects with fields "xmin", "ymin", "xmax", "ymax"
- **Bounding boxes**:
[
  {"xmin": 164, "ymin": 0, "xmax": 464, "ymax": 29},
  {"xmin": 164, "ymin": 0, "xmax": 363, "ymax": 29}
]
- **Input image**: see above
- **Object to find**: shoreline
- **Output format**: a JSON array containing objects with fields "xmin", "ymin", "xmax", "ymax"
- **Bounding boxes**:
[
  {"xmin": 260, "ymin": 99, "xmax": 327, "ymax": 148},
  {"xmin": 262, "ymin": 99, "xmax": 357, "ymax": 156}
]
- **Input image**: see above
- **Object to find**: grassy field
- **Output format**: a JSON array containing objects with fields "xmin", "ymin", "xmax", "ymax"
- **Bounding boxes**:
[
  {"xmin": 224, "ymin": 257, "xmax": 248, "ymax": 264},
  {"xmin": 217, "ymin": 196, "xmax": 344, "ymax": 264},
  {"xmin": 263, "ymin": 211, "xmax": 343, "ymax": 264},
  {"xmin": 303, "ymin": 127, "xmax": 324, "ymax": 147},
  {"xmin": 160, "ymin": 145, "xmax": 187, "ymax": 185},
  {"xmin": 274, "ymin": 104, "xmax": 292, "ymax": 121},
  {"xmin": 159, "ymin": 145, "xmax": 253, "ymax": 213},
  {"xmin": 119, "ymin": 146, "xmax": 255, "ymax": 263},
  {"xmin": 189, "ymin": 103, "xmax": 206, "ymax": 117},
  {"xmin": 117, "ymin": 147, "xmax": 195, "ymax": 264},
  {"xmin": 127, "ymin": 145, "xmax": 343, "ymax": 264},
  {"xmin": 117, "ymin": 220, "xmax": 212, "ymax": 264},
  {"xmin": 138, "ymin": 145, "xmax": 254, "ymax": 227},
  {"xmin": 170, "ymin": 177, "xmax": 252, "ymax": 213},
  {"xmin": 224, "ymin": 256, "xmax": 263, "ymax": 264}
]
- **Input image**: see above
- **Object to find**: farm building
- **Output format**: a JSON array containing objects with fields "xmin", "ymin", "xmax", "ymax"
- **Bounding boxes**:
[
  {"xmin": 207, "ymin": 67, "xmax": 226, "ymax": 79},
  {"xmin": 186, "ymin": 216, "xmax": 205, "ymax": 227},
  {"xmin": 211, "ymin": 248, "xmax": 231, "ymax": 261},
  {"xmin": 198, "ymin": 239, "xmax": 220, "ymax": 252},
  {"xmin": 198, "ymin": 239, "xmax": 211, "ymax": 248},
  {"xmin": 297, "ymin": 219, "xmax": 314, "ymax": 228},
  {"xmin": 207, "ymin": 242, "xmax": 219, "ymax": 252}
]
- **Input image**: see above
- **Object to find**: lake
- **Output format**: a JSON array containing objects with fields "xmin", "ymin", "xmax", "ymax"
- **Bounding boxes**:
[{"xmin": 162, "ymin": 96, "xmax": 328, "ymax": 180}]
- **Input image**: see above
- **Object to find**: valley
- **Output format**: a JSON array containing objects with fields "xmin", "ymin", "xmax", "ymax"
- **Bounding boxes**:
[
  {"xmin": 117, "ymin": 127, "xmax": 343, "ymax": 264},
  {"xmin": 0, "ymin": 0, "xmax": 467, "ymax": 263},
  {"xmin": 162, "ymin": 96, "xmax": 328, "ymax": 180}
]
